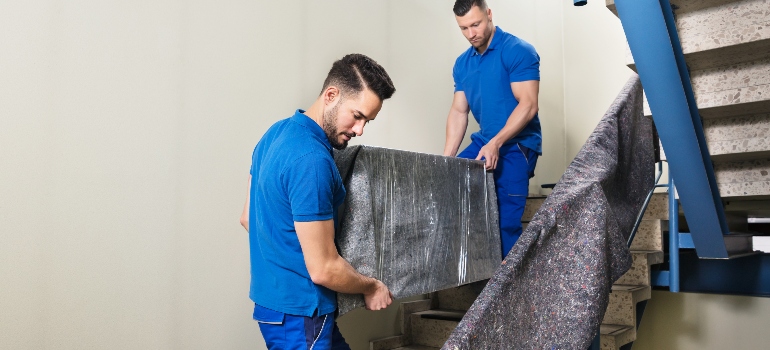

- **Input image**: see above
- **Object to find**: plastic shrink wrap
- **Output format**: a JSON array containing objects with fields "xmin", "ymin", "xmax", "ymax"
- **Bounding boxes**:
[{"xmin": 333, "ymin": 146, "xmax": 502, "ymax": 316}]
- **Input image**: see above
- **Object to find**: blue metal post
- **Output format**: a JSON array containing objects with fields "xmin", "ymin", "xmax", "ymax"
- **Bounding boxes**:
[
  {"xmin": 614, "ymin": 0, "xmax": 730, "ymax": 258},
  {"xmin": 669, "ymin": 175, "xmax": 680, "ymax": 292}
]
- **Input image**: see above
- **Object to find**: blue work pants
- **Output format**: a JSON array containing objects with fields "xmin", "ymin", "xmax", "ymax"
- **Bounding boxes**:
[
  {"xmin": 458, "ymin": 137, "xmax": 538, "ymax": 258},
  {"xmin": 253, "ymin": 304, "xmax": 351, "ymax": 350}
]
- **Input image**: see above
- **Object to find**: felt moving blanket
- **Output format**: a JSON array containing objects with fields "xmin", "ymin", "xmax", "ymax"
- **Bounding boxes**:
[{"xmin": 443, "ymin": 74, "xmax": 653, "ymax": 349}]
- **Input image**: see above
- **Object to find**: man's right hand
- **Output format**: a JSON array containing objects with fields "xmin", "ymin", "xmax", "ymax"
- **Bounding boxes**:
[{"xmin": 364, "ymin": 279, "xmax": 393, "ymax": 311}]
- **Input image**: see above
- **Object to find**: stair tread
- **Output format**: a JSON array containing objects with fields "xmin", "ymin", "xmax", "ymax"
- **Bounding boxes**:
[
  {"xmin": 607, "ymin": 0, "xmax": 742, "ymax": 16},
  {"xmin": 415, "ymin": 309, "xmax": 465, "ymax": 322},
  {"xmin": 632, "ymin": 250, "xmax": 664, "ymax": 265},
  {"xmin": 610, "ymin": 284, "xmax": 648, "ymax": 292},
  {"xmin": 393, "ymin": 346, "xmax": 439, "ymax": 350},
  {"xmin": 600, "ymin": 323, "xmax": 634, "ymax": 335}
]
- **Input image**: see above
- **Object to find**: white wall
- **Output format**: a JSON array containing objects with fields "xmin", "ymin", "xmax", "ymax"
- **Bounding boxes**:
[{"xmin": 0, "ymin": 1, "xmax": 565, "ymax": 350}]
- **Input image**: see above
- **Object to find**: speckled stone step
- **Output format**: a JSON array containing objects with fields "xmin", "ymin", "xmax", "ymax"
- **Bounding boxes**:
[
  {"xmin": 630, "ymin": 219, "xmax": 666, "ymax": 251},
  {"xmin": 603, "ymin": 285, "xmax": 652, "ymax": 327},
  {"xmin": 642, "ymin": 193, "xmax": 670, "ymax": 221},
  {"xmin": 371, "ymin": 299, "xmax": 434, "ymax": 350},
  {"xmin": 401, "ymin": 299, "xmax": 433, "ymax": 339},
  {"xmin": 525, "ymin": 194, "xmax": 668, "ymax": 222},
  {"xmin": 610, "ymin": 0, "xmax": 770, "ymax": 72},
  {"xmin": 371, "ymin": 335, "xmax": 409, "ymax": 350},
  {"xmin": 410, "ymin": 310, "xmax": 464, "ymax": 348},
  {"xmin": 715, "ymin": 158, "xmax": 770, "ymax": 199},
  {"xmin": 692, "ymin": 58, "xmax": 770, "ymax": 119},
  {"xmin": 392, "ymin": 346, "xmax": 438, "ymax": 350},
  {"xmin": 600, "ymin": 324, "xmax": 636, "ymax": 350},
  {"xmin": 607, "ymin": 0, "xmax": 743, "ymax": 16},
  {"xmin": 435, "ymin": 280, "xmax": 486, "ymax": 311},
  {"xmin": 705, "ymin": 113, "xmax": 770, "ymax": 162},
  {"xmin": 615, "ymin": 250, "xmax": 665, "ymax": 286}
]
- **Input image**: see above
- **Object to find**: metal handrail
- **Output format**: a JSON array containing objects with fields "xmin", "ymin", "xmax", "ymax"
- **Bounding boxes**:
[{"xmin": 627, "ymin": 161, "xmax": 666, "ymax": 247}]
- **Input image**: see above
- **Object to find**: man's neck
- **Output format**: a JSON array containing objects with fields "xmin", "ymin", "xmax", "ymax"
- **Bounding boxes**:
[{"xmin": 304, "ymin": 98, "xmax": 325, "ymax": 128}]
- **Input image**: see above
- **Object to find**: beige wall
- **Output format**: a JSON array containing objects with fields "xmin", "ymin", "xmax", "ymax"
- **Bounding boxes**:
[
  {"xmin": 6, "ymin": 1, "xmax": 765, "ymax": 350},
  {"xmin": 635, "ymin": 291, "xmax": 770, "ymax": 349},
  {"xmin": 0, "ymin": 1, "xmax": 563, "ymax": 349}
]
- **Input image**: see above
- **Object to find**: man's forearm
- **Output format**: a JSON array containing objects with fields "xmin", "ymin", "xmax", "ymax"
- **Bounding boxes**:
[
  {"xmin": 313, "ymin": 255, "xmax": 378, "ymax": 295},
  {"xmin": 488, "ymin": 101, "xmax": 538, "ymax": 148},
  {"xmin": 444, "ymin": 110, "xmax": 469, "ymax": 156}
]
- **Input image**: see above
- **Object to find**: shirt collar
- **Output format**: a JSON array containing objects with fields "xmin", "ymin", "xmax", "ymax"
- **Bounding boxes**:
[
  {"xmin": 473, "ymin": 26, "xmax": 503, "ymax": 56},
  {"xmin": 291, "ymin": 109, "xmax": 333, "ymax": 151}
]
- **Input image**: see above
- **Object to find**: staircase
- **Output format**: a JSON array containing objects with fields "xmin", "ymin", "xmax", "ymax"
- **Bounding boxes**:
[
  {"xmin": 370, "ymin": 193, "xmax": 670, "ymax": 350},
  {"xmin": 371, "ymin": 1, "xmax": 770, "ymax": 348},
  {"xmin": 609, "ymin": 0, "xmax": 770, "ymax": 215}
]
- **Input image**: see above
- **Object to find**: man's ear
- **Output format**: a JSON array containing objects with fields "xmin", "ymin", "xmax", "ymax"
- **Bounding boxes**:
[
  {"xmin": 487, "ymin": 8, "xmax": 493, "ymax": 21},
  {"xmin": 323, "ymin": 86, "xmax": 340, "ymax": 106}
]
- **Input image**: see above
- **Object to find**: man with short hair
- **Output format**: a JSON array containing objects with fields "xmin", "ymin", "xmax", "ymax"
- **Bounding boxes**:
[
  {"xmin": 240, "ymin": 53, "xmax": 396, "ymax": 349},
  {"xmin": 444, "ymin": 0, "xmax": 541, "ymax": 258}
]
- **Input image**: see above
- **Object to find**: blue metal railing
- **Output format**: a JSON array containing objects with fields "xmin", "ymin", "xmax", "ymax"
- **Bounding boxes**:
[
  {"xmin": 627, "ymin": 161, "xmax": 666, "ymax": 247},
  {"xmin": 614, "ymin": 0, "xmax": 731, "ymax": 258}
]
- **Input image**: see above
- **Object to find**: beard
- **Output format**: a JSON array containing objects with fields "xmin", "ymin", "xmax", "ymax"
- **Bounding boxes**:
[
  {"xmin": 470, "ymin": 26, "xmax": 493, "ymax": 49},
  {"xmin": 322, "ymin": 103, "xmax": 355, "ymax": 150}
]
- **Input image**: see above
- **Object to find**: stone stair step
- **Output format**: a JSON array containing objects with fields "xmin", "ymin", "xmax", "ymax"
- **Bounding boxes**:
[
  {"xmin": 371, "ymin": 335, "xmax": 408, "ymax": 350},
  {"xmin": 714, "ymin": 158, "xmax": 770, "ymax": 199},
  {"xmin": 616, "ymin": 250, "xmax": 665, "ymax": 286},
  {"xmin": 692, "ymin": 58, "xmax": 770, "ymax": 119},
  {"xmin": 392, "ymin": 346, "xmax": 439, "ymax": 350},
  {"xmin": 705, "ymin": 113, "xmax": 770, "ymax": 163},
  {"xmin": 526, "ymin": 194, "xmax": 668, "ymax": 222},
  {"xmin": 600, "ymin": 324, "xmax": 636, "ymax": 350},
  {"xmin": 675, "ymin": 0, "xmax": 770, "ymax": 71},
  {"xmin": 410, "ymin": 310, "xmax": 464, "ymax": 348},
  {"xmin": 603, "ymin": 285, "xmax": 651, "ymax": 327},
  {"xmin": 642, "ymin": 193, "xmax": 670, "ymax": 221},
  {"xmin": 435, "ymin": 280, "xmax": 486, "ymax": 311},
  {"xmin": 400, "ymin": 299, "xmax": 433, "ymax": 337},
  {"xmin": 607, "ymin": 0, "xmax": 743, "ymax": 16},
  {"xmin": 612, "ymin": 0, "xmax": 770, "ymax": 72},
  {"xmin": 630, "ymin": 219, "xmax": 667, "ymax": 251}
]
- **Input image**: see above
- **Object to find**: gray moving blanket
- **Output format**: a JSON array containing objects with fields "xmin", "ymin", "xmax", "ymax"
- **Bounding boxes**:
[
  {"xmin": 333, "ymin": 146, "xmax": 502, "ymax": 316},
  {"xmin": 443, "ymin": 75, "xmax": 653, "ymax": 349}
]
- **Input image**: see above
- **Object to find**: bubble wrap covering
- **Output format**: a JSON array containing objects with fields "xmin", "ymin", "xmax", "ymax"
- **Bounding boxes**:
[
  {"xmin": 443, "ymin": 74, "xmax": 653, "ymax": 349},
  {"xmin": 333, "ymin": 146, "xmax": 502, "ymax": 316}
]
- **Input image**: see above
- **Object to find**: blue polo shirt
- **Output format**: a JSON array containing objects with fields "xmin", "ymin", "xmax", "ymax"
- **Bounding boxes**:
[
  {"xmin": 453, "ymin": 26, "xmax": 542, "ymax": 155},
  {"xmin": 248, "ymin": 110, "xmax": 346, "ymax": 317}
]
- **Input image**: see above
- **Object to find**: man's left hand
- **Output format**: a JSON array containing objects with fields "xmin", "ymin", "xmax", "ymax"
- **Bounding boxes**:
[{"xmin": 475, "ymin": 143, "xmax": 499, "ymax": 170}]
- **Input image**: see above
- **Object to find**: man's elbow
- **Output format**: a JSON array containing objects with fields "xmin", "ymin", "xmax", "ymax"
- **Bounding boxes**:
[
  {"xmin": 309, "ymin": 269, "xmax": 333, "ymax": 287},
  {"xmin": 240, "ymin": 217, "xmax": 249, "ymax": 231},
  {"xmin": 308, "ymin": 260, "xmax": 338, "ymax": 287}
]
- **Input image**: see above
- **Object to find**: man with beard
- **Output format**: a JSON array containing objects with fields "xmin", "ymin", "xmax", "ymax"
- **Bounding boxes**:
[
  {"xmin": 239, "ymin": 54, "xmax": 396, "ymax": 349},
  {"xmin": 444, "ymin": 0, "xmax": 541, "ymax": 258}
]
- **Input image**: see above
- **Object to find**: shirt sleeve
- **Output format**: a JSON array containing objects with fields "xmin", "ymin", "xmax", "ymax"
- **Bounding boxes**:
[
  {"xmin": 453, "ymin": 59, "xmax": 464, "ymax": 92},
  {"xmin": 505, "ymin": 42, "xmax": 540, "ymax": 83},
  {"xmin": 283, "ymin": 153, "xmax": 337, "ymax": 222}
]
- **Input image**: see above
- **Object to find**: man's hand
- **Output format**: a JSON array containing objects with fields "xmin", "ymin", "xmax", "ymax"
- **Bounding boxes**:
[
  {"xmin": 476, "ymin": 142, "xmax": 500, "ymax": 170},
  {"xmin": 364, "ymin": 279, "xmax": 393, "ymax": 311}
]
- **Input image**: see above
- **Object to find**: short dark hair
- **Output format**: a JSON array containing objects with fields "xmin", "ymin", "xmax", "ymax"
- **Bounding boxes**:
[
  {"xmin": 453, "ymin": 0, "xmax": 487, "ymax": 16},
  {"xmin": 321, "ymin": 54, "xmax": 396, "ymax": 101}
]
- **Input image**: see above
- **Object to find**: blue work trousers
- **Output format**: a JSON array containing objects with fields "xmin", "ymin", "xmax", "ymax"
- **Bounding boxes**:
[
  {"xmin": 253, "ymin": 304, "xmax": 351, "ymax": 350},
  {"xmin": 458, "ymin": 137, "xmax": 538, "ymax": 258}
]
